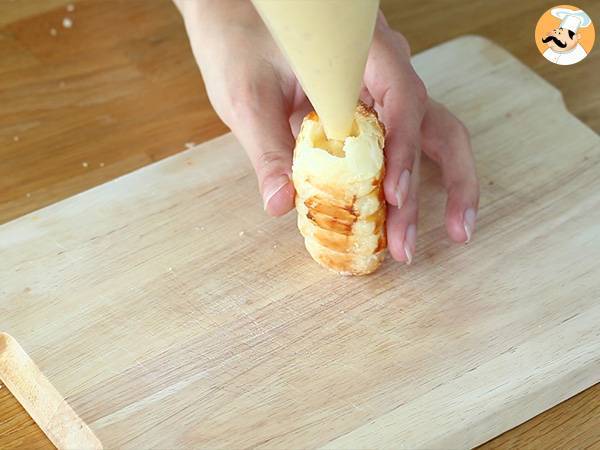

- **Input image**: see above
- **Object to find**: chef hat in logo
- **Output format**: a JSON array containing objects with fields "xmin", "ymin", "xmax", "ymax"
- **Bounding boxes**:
[{"xmin": 551, "ymin": 8, "xmax": 592, "ymax": 33}]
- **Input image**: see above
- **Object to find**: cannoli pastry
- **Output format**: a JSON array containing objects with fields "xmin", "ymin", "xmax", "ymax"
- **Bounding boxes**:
[{"xmin": 292, "ymin": 102, "xmax": 387, "ymax": 275}]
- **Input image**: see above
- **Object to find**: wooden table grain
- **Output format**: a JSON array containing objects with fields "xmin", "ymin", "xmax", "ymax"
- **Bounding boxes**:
[{"xmin": 0, "ymin": 0, "xmax": 598, "ymax": 448}]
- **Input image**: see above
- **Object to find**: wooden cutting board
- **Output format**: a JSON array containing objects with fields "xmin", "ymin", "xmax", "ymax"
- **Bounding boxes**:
[{"xmin": 1, "ymin": 36, "xmax": 599, "ymax": 449}]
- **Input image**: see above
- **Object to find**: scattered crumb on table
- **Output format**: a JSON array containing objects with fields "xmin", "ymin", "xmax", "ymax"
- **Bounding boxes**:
[
  {"xmin": 239, "ymin": 231, "xmax": 245, "ymax": 237},
  {"xmin": 13, "ymin": 136, "xmax": 19, "ymax": 141},
  {"xmin": 82, "ymin": 162, "xmax": 88, "ymax": 168},
  {"xmin": 99, "ymin": 162, "xmax": 105, "ymax": 167},
  {"xmin": 66, "ymin": 3, "xmax": 75, "ymax": 12},
  {"xmin": 62, "ymin": 17, "xmax": 73, "ymax": 28},
  {"xmin": 50, "ymin": 28, "xmax": 58, "ymax": 36},
  {"xmin": 26, "ymin": 193, "xmax": 31, "ymax": 198}
]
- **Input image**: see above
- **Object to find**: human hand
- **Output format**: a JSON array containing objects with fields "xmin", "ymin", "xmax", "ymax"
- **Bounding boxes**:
[
  {"xmin": 175, "ymin": 0, "xmax": 304, "ymax": 216},
  {"xmin": 363, "ymin": 13, "xmax": 479, "ymax": 263},
  {"xmin": 176, "ymin": 1, "xmax": 479, "ymax": 263}
]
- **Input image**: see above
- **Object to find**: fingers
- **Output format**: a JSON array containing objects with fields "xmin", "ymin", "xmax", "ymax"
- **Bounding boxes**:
[
  {"xmin": 365, "ymin": 25, "xmax": 427, "ymax": 263},
  {"xmin": 380, "ymin": 88, "xmax": 422, "ymax": 263},
  {"xmin": 374, "ymin": 65, "xmax": 426, "ymax": 212},
  {"xmin": 421, "ymin": 99, "xmax": 480, "ymax": 243},
  {"xmin": 366, "ymin": 28, "xmax": 427, "ymax": 208},
  {"xmin": 182, "ymin": 4, "xmax": 297, "ymax": 218},
  {"xmin": 443, "ymin": 147, "xmax": 478, "ymax": 244},
  {"xmin": 222, "ymin": 76, "xmax": 296, "ymax": 217},
  {"xmin": 386, "ymin": 150, "xmax": 420, "ymax": 263},
  {"xmin": 288, "ymin": 85, "xmax": 313, "ymax": 138}
]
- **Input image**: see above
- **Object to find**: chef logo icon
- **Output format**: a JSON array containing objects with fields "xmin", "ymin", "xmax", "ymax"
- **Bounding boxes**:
[{"xmin": 535, "ymin": 5, "xmax": 595, "ymax": 65}]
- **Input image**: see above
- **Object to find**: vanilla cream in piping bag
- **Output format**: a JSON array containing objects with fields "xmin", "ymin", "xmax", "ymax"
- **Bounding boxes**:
[{"xmin": 252, "ymin": 0, "xmax": 379, "ymax": 141}]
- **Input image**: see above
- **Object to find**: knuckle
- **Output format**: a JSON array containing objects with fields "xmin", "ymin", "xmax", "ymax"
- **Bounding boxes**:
[
  {"xmin": 220, "ymin": 70, "xmax": 267, "ymax": 125},
  {"xmin": 413, "ymin": 76, "xmax": 428, "ymax": 106},
  {"xmin": 409, "ymin": 189, "xmax": 419, "ymax": 204},
  {"xmin": 385, "ymin": 142, "xmax": 418, "ymax": 168},
  {"xmin": 255, "ymin": 151, "xmax": 292, "ymax": 187},
  {"xmin": 438, "ymin": 115, "xmax": 469, "ymax": 156},
  {"xmin": 227, "ymin": 82, "xmax": 259, "ymax": 120},
  {"xmin": 392, "ymin": 31, "xmax": 411, "ymax": 56},
  {"xmin": 256, "ymin": 150, "xmax": 287, "ymax": 173},
  {"xmin": 452, "ymin": 118, "xmax": 470, "ymax": 142},
  {"xmin": 378, "ymin": 26, "xmax": 412, "ymax": 57}
]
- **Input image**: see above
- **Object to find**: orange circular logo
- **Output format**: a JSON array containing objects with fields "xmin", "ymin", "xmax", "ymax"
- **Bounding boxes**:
[{"xmin": 535, "ymin": 5, "xmax": 595, "ymax": 65}]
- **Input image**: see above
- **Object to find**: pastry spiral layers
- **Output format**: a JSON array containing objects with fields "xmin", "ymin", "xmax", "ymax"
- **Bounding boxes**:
[{"xmin": 292, "ymin": 102, "xmax": 387, "ymax": 275}]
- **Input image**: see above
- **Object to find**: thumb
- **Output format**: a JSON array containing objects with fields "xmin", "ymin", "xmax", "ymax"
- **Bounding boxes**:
[{"xmin": 225, "ymin": 86, "xmax": 296, "ymax": 217}]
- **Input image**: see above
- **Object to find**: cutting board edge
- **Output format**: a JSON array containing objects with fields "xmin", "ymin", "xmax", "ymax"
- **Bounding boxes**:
[
  {"xmin": 322, "ymin": 351, "xmax": 600, "ymax": 449},
  {"xmin": 443, "ymin": 359, "xmax": 600, "ymax": 449},
  {"xmin": 0, "ymin": 332, "xmax": 103, "ymax": 450}
]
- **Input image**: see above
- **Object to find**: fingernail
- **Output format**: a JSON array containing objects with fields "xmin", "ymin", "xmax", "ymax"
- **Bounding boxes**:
[
  {"xmin": 263, "ymin": 174, "xmax": 290, "ymax": 211},
  {"xmin": 403, "ymin": 224, "xmax": 417, "ymax": 265},
  {"xmin": 395, "ymin": 169, "xmax": 410, "ymax": 209},
  {"xmin": 463, "ymin": 208, "xmax": 477, "ymax": 243}
]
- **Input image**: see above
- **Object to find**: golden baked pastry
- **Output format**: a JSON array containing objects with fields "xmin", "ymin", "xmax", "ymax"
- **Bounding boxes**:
[{"xmin": 292, "ymin": 102, "xmax": 387, "ymax": 275}]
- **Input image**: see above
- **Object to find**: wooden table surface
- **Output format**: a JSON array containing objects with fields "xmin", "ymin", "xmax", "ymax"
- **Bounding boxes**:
[{"xmin": 0, "ymin": 0, "xmax": 598, "ymax": 448}]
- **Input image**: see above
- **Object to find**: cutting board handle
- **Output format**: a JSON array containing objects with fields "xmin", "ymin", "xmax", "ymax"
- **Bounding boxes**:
[{"xmin": 0, "ymin": 333, "xmax": 102, "ymax": 450}]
